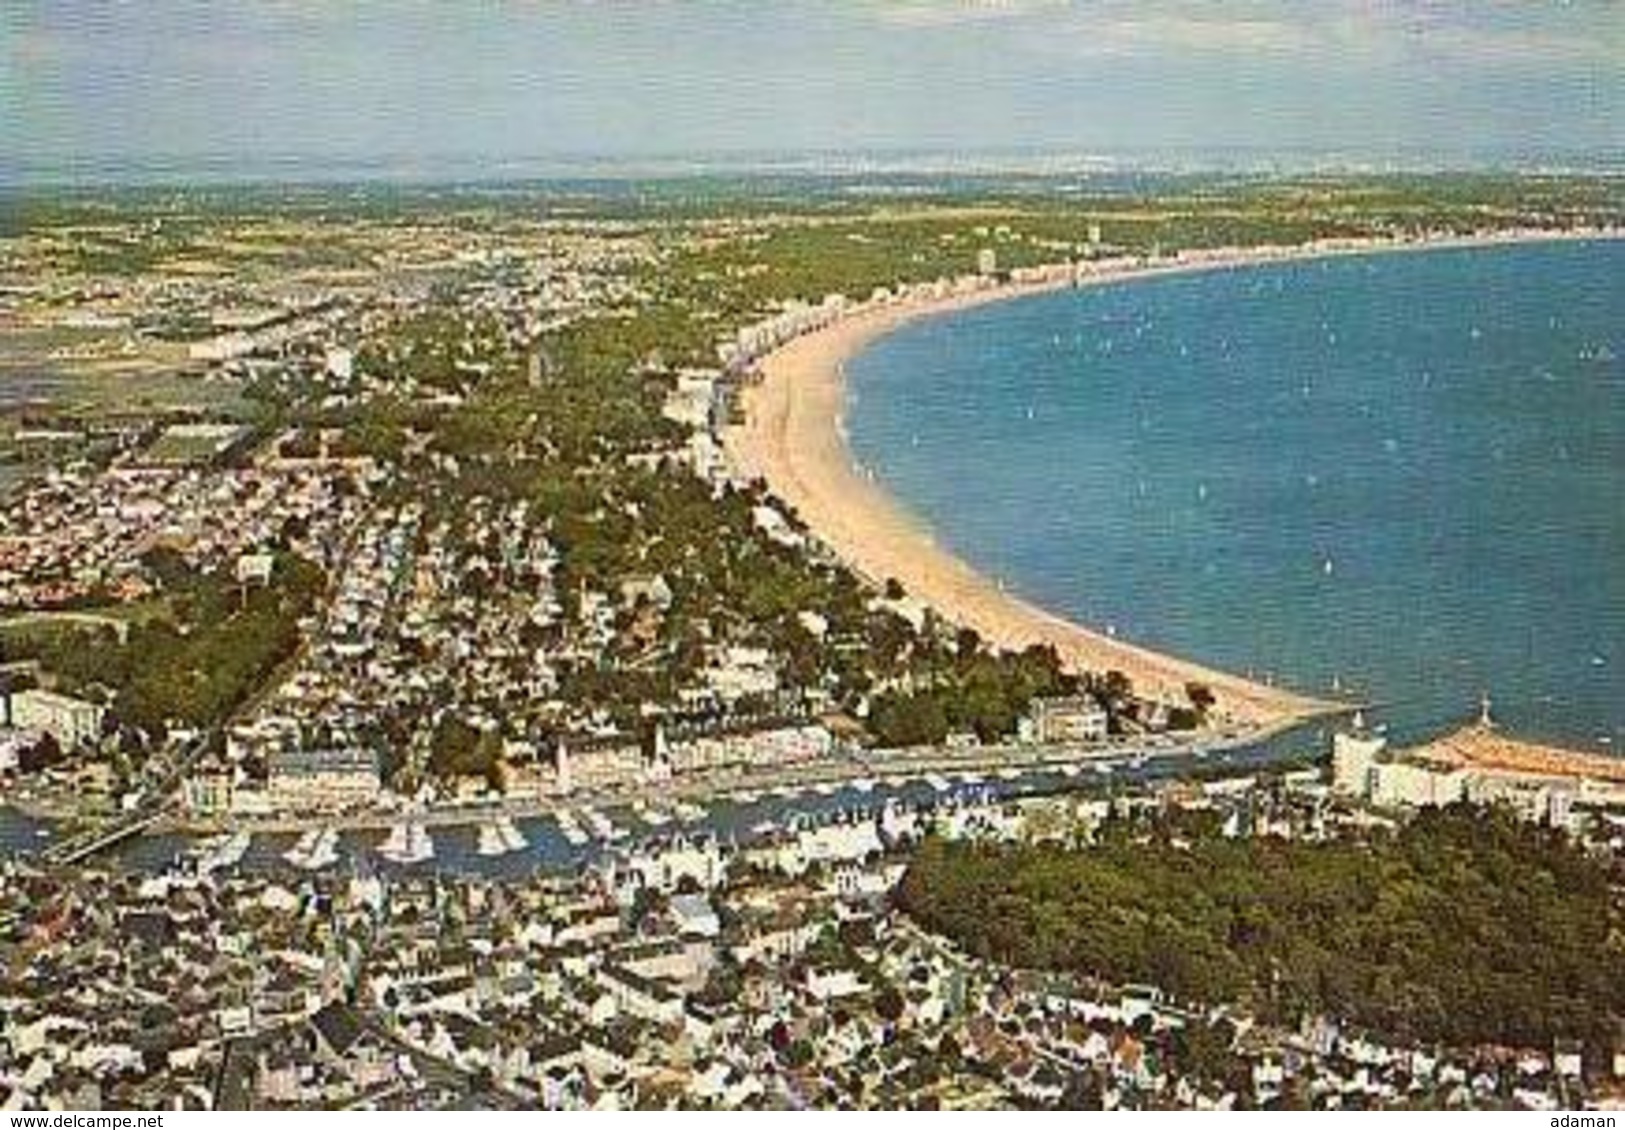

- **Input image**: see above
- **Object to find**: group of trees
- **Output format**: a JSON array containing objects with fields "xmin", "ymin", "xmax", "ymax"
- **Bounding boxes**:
[
  {"xmin": 867, "ymin": 641, "xmax": 1079, "ymax": 747},
  {"xmin": 6, "ymin": 548, "xmax": 325, "ymax": 738},
  {"xmin": 896, "ymin": 805, "xmax": 1624, "ymax": 1061}
]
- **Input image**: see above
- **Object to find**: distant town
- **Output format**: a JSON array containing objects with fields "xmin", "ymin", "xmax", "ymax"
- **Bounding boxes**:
[{"xmin": 2, "ymin": 174, "xmax": 1623, "ymax": 1111}]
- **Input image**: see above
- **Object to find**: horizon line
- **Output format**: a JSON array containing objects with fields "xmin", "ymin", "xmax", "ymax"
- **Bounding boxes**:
[{"xmin": 7, "ymin": 145, "xmax": 1625, "ymax": 193}]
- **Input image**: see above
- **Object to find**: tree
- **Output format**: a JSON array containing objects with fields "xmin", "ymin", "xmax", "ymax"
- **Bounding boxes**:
[
  {"xmin": 428, "ymin": 716, "xmax": 486, "ymax": 779},
  {"xmin": 895, "ymin": 807, "xmax": 1624, "ymax": 1058},
  {"xmin": 19, "ymin": 732, "xmax": 63, "ymax": 773},
  {"xmin": 1186, "ymin": 681, "xmax": 1217, "ymax": 714},
  {"xmin": 955, "ymin": 626, "xmax": 983, "ymax": 659},
  {"xmin": 875, "ymin": 983, "xmax": 906, "ymax": 1024}
]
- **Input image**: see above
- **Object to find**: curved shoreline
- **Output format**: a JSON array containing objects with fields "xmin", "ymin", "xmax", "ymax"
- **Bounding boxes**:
[{"xmin": 722, "ymin": 229, "xmax": 1620, "ymax": 728}]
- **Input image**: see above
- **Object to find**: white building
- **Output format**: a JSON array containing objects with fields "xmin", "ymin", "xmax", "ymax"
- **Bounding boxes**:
[
  {"xmin": 266, "ymin": 748, "xmax": 381, "ymax": 811},
  {"xmin": 8, "ymin": 689, "xmax": 105, "ymax": 749},
  {"xmin": 1368, "ymin": 759, "xmax": 1468, "ymax": 809},
  {"xmin": 1023, "ymin": 695, "xmax": 1109, "ymax": 744},
  {"xmin": 1330, "ymin": 729, "xmax": 1387, "ymax": 796}
]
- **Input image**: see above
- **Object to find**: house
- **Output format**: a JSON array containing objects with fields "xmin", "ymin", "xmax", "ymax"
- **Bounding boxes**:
[
  {"xmin": 184, "ymin": 766, "xmax": 235, "ymax": 815},
  {"xmin": 309, "ymin": 1001, "xmax": 365, "ymax": 1060},
  {"xmin": 235, "ymin": 552, "xmax": 275, "ymax": 587},
  {"xmin": 595, "ymin": 965, "xmax": 685, "ymax": 1026},
  {"xmin": 1024, "ymin": 695, "xmax": 1109, "ymax": 745},
  {"xmin": 666, "ymin": 893, "xmax": 720, "ymax": 940},
  {"xmin": 618, "ymin": 573, "xmax": 673, "ymax": 611}
]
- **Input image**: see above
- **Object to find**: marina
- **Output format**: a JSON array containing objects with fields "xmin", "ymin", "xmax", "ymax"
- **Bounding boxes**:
[{"xmin": 0, "ymin": 724, "xmax": 1330, "ymax": 879}]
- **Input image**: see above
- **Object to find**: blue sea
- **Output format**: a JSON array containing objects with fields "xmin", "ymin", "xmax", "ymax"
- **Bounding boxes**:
[{"xmin": 847, "ymin": 239, "xmax": 1624, "ymax": 749}]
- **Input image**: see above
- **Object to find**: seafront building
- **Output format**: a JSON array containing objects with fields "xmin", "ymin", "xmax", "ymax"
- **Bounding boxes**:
[
  {"xmin": 1022, "ymin": 695, "xmax": 1110, "ymax": 745},
  {"xmin": 1331, "ymin": 708, "xmax": 1624, "ymax": 824},
  {"xmin": 5, "ymin": 689, "xmax": 106, "ymax": 750},
  {"xmin": 265, "ymin": 748, "xmax": 383, "ymax": 812}
]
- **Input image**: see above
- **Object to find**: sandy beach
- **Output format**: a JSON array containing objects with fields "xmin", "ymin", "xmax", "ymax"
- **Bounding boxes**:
[
  {"xmin": 722, "ymin": 238, "xmax": 1566, "ymax": 727},
  {"xmin": 726, "ymin": 230, "xmax": 1621, "ymax": 727}
]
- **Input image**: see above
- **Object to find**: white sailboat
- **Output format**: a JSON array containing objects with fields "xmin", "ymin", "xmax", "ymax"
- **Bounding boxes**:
[
  {"xmin": 195, "ymin": 829, "xmax": 253, "ymax": 874},
  {"xmin": 283, "ymin": 829, "xmax": 320, "ymax": 869},
  {"xmin": 496, "ymin": 816, "xmax": 528, "ymax": 853},
  {"xmin": 579, "ymin": 806, "xmax": 624, "ymax": 842},
  {"xmin": 555, "ymin": 808, "xmax": 589, "ymax": 847},
  {"xmin": 476, "ymin": 820, "xmax": 508, "ymax": 857},
  {"xmin": 378, "ymin": 820, "xmax": 434, "ymax": 865},
  {"xmin": 672, "ymin": 800, "xmax": 707, "ymax": 824},
  {"xmin": 218, "ymin": 829, "xmax": 253, "ymax": 868},
  {"xmin": 288, "ymin": 827, "xmax": 339, "ymax": 871},
  {"xmin": 309, "ymin": 828, "xmax": 340, "ymax": 870},
  {"xmin": 377, "ymin": 822, "xmax": 410, "ymax": 860}
]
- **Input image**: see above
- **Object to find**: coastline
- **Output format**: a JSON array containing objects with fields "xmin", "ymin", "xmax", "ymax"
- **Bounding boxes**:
[{"xmin": 722, "ymin": 228, "xmax": 1621, "ymax": 728}]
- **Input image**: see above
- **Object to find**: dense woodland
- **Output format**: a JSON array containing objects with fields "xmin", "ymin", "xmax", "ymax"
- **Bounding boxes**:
[{"xmin": 896, "ymin": 805, "xmax": 1625, "ymax": 1061}]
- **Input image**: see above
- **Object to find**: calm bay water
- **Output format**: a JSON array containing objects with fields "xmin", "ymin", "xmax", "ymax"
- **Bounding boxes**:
[{"xmin": 848, "ymin": 240, "xmax": 1624, "ymax": 749}]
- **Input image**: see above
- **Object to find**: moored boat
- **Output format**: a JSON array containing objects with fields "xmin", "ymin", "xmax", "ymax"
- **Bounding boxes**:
[
  {"xmin": 496, "ymin": 815, "xmax": 528, "ymax": 853},
  {"xmin": 379, "ymin": 821, "xmax": 434, "ymax": 865},
  {"xmin": 476, "ymin": 821, "xmax": 507, "ymax": 857}
]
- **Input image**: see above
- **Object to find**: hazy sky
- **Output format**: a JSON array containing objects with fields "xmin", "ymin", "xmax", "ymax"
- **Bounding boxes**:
[{"xmin": 4, "ymin": 1, "xmax": 1621, "ymax": 174}]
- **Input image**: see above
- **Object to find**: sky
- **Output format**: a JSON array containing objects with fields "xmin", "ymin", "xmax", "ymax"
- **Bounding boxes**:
[{"xmin": 3, "ymin": 1, "xmax": 1621, "ymax": 178}]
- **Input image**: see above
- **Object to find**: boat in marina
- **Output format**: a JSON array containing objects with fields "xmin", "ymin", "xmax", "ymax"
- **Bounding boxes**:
[
  {"xmin": 476, "ymin": 821, "xmax": 507, "ymax": 857},
  {"xmin": 958, "ymin": 771, "xmax": 985, "ymax": 785},
  {"xmin": 672, "ymin": 800, "xmax": 707, "ymax": 823},
  {"xmin": 215, "ymin": 829, "xmax": 253, "ymax": 870},
  {"xmin": 578, "ymin": 806, "xmax": 625, "ymax": 842},
  {"xmin": 554, "ymin": 808, "xmax": 590, "ymax": 847},
  {"xmin": 1094, "ymin": 761, "xmax": 1117, "ymax": 776},
  {"xmin": 285, "ymin": 827, "xmax": 339, "ymax": 871},
  {"xmin": 378, "ymin": 821, "xmax": 434, "ymax": 865},
  {"xmin": 631, "ymin": 802, "xmax": 671, "ymax": 828},
  {"xmin": 496, "ymin": 816, "xmax": 527, "ymax": 853},
  {"xmin": 813, "ymin": 782, "xmax": 838, "ymax": 797},
  {"xmin": 996, "ymin": 767, "xmax": 1023, "ymax": 781},
  {"xmin": 1058, "ymin": 764, "xmax": 1083, "ymax": 778},
  {"xmin": 924, "ymin": 773, "xmax": 952, "ymax": 793},
  {"xmin": 850, "ymin": 777, "xmax": 877, "ymax": 794},
  {"xmin": 578, "ymin": 806, "xmax": 609, "ymax": 839},
  {"xmin": 195, "ymin": 829, "xmax": 253, "ymax": 874},
  {"xmin": 282, "ymin": 830, "xmax": 317, "ymax": 868}
]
